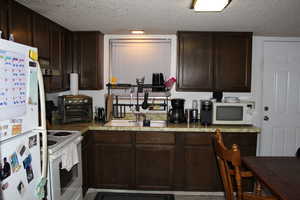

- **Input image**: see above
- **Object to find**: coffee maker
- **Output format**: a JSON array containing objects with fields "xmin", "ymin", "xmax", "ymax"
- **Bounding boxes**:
[
  {"xmin": 200, "ymin": 100, "xmax": 213, "ymax": 125},
  {"xmin": 168, "ymin": 99, "xmax": 185, "ymax": 123}
]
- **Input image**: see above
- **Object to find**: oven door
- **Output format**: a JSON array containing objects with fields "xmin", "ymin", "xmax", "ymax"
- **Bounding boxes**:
[{"xmin": 48, "ymin": 142, "xmax": 83, "ymax": 200}]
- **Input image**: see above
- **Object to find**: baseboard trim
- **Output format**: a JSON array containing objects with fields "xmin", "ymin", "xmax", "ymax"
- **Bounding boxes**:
[{"xmin": 87, "ymin": 188, "xmax": 225, "ymax": 196}]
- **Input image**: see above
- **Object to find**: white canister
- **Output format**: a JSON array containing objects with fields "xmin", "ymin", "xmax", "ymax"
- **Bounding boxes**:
[{"xmin": 70, "ymin": 73, "xmax": 79, "ymax": 95}]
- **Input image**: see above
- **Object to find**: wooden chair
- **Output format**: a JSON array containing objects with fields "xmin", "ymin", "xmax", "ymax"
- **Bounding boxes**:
[{"xmin": 212, "ymin": 129, "xmax": 276, "ymax": 200}]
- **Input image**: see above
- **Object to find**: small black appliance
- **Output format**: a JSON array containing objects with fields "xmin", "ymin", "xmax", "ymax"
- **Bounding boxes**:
[
  {"xmin": 168, "ymin": 99, "xmax": 185, "ymax": 123},
  {"xmin": 95, "ymin": 107, "xmax": 106, "ymax": 122},
  {"xmin": 213, "ymin": 91, "xmax": 223, "ymax": 102},
  {"xmin": 200, "ymin": 100, "xmax": 213, "ymax": 125}
]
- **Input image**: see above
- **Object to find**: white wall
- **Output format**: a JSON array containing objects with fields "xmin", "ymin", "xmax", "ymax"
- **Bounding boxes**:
[{"xmin": 47, "ymin": 35, "xmax": 262, "ymax": 127}]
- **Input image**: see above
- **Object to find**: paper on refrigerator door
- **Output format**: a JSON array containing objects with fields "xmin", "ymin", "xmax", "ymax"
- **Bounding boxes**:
[
  {"xmin": 28, "ymin": 68, "xmax": 38, "ymax": 105},
  {"xmin": 0, "ymin": 48, "xmax": 27, "ymax": 120}
]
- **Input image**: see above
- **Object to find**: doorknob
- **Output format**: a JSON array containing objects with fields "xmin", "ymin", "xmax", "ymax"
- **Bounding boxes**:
[
  {"xmin": 264, "ymin": 116, "xmax": 269, "ymax": 121},
  {"xmin": 264, "ymin": 106, "xmax": 269, "ymax": 111}
]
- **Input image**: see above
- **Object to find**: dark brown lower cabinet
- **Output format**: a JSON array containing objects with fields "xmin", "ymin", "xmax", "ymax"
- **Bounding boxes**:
[
  {"xmin": 82, "ymin": 131, "xmax": 257, "ymax": 192},
  {"xmin": 88, "ymin": 132, "xmax": 135, "ymax": 189},
  {"xmin": 136, "ymin": 145, "xmax": 175, "ymax": 190},
  {"xmin": 81, "ymin": 134, "xmax": 90, "ymax": 197},
  {"xmin": 94, "ymin": 144, "xmax": 134, "ymax": 188}
]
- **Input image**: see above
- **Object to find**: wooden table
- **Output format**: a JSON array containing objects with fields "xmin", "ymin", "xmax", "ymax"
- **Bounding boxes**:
[{"xmin": 242, "ymin": 157, "xmax": 300, "ymax": 200}]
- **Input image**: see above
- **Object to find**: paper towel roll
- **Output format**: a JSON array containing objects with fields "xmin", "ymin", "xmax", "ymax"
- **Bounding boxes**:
[{"xmin": 70, "ymin": 73, "xmax": 79, "ymax": 95}]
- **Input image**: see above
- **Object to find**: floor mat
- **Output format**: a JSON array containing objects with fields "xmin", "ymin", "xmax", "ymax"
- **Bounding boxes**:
[{"xmin": 94, "ymin": 192, "xmax": 175, "ymax": 200}]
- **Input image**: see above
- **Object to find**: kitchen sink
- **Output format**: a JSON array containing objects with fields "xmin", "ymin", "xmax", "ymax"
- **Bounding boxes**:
[{"xmin": 105, "ymin": 120, "xmax": 167, "ymax": 128}]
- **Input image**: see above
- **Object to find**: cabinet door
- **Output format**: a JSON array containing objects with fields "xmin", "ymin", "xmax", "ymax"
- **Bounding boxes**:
[
  {"xmin": 73, "ymin": 32, "xmax": 103, "ymax": 90},
  {"xmin": 177, "ymin": 32, "xmax": 214, "ymax": 91},
  {"xmin": 46, "ymin": 23, "xmax": 63, "ymax": 92},
  {"xmin": 135, "ymin": 145, "xmax": 175, "ymax": 190},
  {"xmin": 81, "ymin": 134, "xmax": 90, "ymax": 197},
  {"xmin": 223, "ymin": 133, "xmax": 257, "ymax": 191},
  {"xmin": 93, "ymin": 144, "xmax": 134, "ymax": 189},
  {"xmin": 184, "ymin": 133, "xmax": 221, "ymax": 191},
  {"xmin": 61, "ymin": 30, "xmax": 73, "ymax": 90},
  {"xmin": 214, "ymin": 32, "xmax": 252, "ymax": 92},
  {"xmin": 32, "ymin": 13, "xmax": 50, "ymax": 59},
  {"xmin": 9, "ymin": 1, "xmax": 32, "ymax": 45},
  {"xmin": 79, "ymin": 32, "xmax": 103, "ymax": 90},
  {"xmin": 0, "ymin": 0, "xmax": 9, "ymax": 39}
]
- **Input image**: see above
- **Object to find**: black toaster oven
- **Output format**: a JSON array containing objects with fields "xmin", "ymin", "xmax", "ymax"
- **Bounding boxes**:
[{"xmin": 58, "ymin": 95, "xmax": 93, "ymax": 124}]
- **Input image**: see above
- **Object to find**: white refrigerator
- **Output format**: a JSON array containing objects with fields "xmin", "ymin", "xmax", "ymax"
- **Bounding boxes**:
[{"xmin": 0, "ymin": 39, "xmax": 48, "ymax": 200}]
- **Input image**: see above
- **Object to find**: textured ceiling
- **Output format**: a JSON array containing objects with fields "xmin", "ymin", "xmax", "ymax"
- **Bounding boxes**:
[{"xmin": 17, "ymin": 0, "xmax": 300, "ymax": 36}]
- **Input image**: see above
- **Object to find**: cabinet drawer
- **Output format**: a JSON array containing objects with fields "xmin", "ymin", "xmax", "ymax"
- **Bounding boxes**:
[
  {"xmin": 184, "ymin": 133, "xmax": 211, "ymax": 145},
  {"xmin": 92, "ymin": 132, "xmax": 132, "ymax": 144},
  {"xmin": 136, "ymin": 132, "xmax": 175, "ymax": 145}
]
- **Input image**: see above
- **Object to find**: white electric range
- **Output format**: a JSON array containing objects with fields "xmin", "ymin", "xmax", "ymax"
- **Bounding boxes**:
[{"xmin": 45, "ymin": 130, "xmax": 83, "ymax": 200}]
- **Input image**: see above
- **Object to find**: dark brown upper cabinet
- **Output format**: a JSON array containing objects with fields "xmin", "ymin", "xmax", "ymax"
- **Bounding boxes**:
[
  {"xmin": 73, "ymin": 31, "xmax": 104, "ymax": 90},
  {"xmin": 9, "ymin": 1, "xmax": 32, "ymax": 45},
  {"xmin": 177, "ymin": 31, "xmax": 252, "ymax": 92},
  {"xmin": 0, "ymin": 0, "xmax": 9, "ymax": 39},
  {"xmin": 214, "ymin": 32, "xmax": 252, "ymax": 92},
  {"xmin": 45, "ymin": 22, "xmax": 63, "ymax": 92},
  {"xmin": 177, "ymin": 32, "xmax": 214, "ymax": 91},
  {"xmin": 61, "ymin": 30, "xmax": 73, "ymax": 91},
  {"xmin": 32, "ymin": 13, "xmax": 50, "ymax": 59}
]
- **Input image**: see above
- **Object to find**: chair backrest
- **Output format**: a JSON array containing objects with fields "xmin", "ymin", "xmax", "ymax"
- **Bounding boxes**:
[{"xmin": 213, "ymin": 129, "xmax": 243, "ymax": 200}]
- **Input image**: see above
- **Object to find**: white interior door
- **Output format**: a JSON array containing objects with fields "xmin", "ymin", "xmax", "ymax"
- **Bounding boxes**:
[{"xmin": 260, "ymin": 41, "xmax": 300, "ymax": 156}]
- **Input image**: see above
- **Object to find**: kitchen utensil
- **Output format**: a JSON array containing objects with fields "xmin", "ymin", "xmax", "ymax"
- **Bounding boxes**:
[
  {"xmin": 106, "ymin": 94, "xmax": 113, "ymax": 121},
  {"xmin": 142, "ymin": 91, "xmax": 149, "ymax": 109}
]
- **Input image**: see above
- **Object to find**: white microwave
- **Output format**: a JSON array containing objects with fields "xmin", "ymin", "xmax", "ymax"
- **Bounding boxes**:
[{"xmin": 212, "ymin": 101, "xmax": 255, "ymax": 125}]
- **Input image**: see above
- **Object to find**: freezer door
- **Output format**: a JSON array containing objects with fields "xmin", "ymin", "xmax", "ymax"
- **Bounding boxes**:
[{"xmin": 0, "ymin": 131, "xmax": 41, "ymax": 200}]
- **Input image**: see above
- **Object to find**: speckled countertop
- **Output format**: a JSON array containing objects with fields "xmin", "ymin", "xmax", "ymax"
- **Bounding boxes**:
[{"xmin": 48, "ymin": 121, "xmax": 260, "ymax": 134}]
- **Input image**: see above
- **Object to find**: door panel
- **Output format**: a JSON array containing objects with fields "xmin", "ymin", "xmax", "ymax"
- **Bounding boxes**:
[
  {"xmin": 9, "ymin": 1, "xmax": 32, "ymax": 45},
  {"xmin": 214, "ymin": 33, "xmax": 252, "ymax": 92},
  {"xmin": 32, "ymin": 14, "xmax": 50, "ymax": 59},
  {"xmin": 94, "ymin": 144, "xmax": 134, "ymax": 188},
  {"xmin": 0, "ymin": 0, "xmax": 9, "ymax": 39},
  {"xmin": 135, "ymin": 145, "xmax": 174, "ymax": 190},
  {"xmin": 177, "ymin": 32, "xmax": 214, "ymax": 91},
  {"xmin": 184, "ymin": 146, "xmax": 220, "ymax": 191},
  {"xmin": 261, "ymin": 41, "xmax": 300, "ymax": 156}
]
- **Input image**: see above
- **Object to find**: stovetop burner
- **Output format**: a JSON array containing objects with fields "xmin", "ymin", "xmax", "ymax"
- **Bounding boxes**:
[{"xmin": 53, "ymin": 132, "xmax": 72, "ymax": 136}]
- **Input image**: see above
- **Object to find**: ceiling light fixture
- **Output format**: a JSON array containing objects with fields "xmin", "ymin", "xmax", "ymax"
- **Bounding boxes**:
[
  {"xmin": 193, "ymin": 0, "xmax": 231, "ymax": 12},
  {"xmin": 131, "ymin": 30, "xmax": 145, "ymax": 34}
]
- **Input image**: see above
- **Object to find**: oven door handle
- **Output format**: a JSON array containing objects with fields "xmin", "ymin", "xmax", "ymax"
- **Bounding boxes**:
[{"xmin": 49, "ymin": 136, "xmax": 83, "ymax": 160}]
